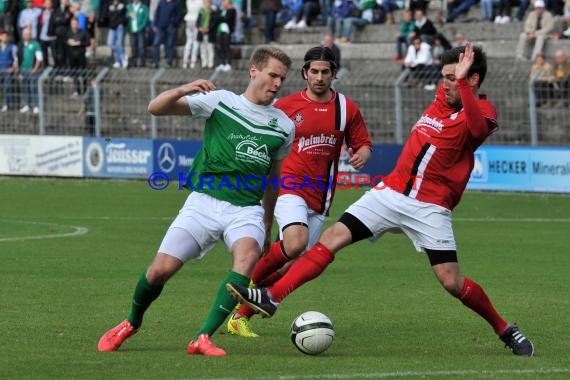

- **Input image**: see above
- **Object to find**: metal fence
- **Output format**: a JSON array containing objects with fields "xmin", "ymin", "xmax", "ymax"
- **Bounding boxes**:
[{"xmin": 1, "ymin": 59, "xmax": 569, "ymax": 146}]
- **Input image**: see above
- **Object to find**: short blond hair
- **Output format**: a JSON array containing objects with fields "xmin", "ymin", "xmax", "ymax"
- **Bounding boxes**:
[{"xmin": 249, "ymin": 46, "xmax": 292, "ymax": 72}]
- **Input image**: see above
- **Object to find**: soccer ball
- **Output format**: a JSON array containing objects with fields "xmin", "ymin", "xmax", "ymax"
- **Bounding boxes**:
[{"xmin": 290, "ymin": 311, "xmax": 335, "ymax": 355}]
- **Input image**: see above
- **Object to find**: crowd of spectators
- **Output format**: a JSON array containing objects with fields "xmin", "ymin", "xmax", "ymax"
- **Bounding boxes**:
[
  {"xmin": 1, "ymin": 0, "xmax": 570, "ymax": 113},
  {"xmin": 530, "ymin": 48, "xmax": 570, "ymax": 107}
]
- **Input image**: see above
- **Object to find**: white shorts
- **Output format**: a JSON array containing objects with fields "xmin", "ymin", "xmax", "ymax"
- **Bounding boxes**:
[
  {"xmin": 345, "ymin": 185, "xmax": 456, "ymax": 252},
  {"xmin": 274, "ymin": 194, "xmax": 326, "ymax": 249},
  {"xmin": 158, "ymin": 192, "xmax": 265, "ymax": 262}
]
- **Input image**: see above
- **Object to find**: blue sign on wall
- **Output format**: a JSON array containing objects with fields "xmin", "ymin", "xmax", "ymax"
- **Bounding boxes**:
[
  {"xmin": 468, "ymin": 146, "xmax": 570, "ymax": 192},
  {"xmin": 153, "ymin": 140, "xmax": 203, "ymax": 179},
  {"xmin": 83, "ymin": 138, "xmax": 153, "ymax": 178}
]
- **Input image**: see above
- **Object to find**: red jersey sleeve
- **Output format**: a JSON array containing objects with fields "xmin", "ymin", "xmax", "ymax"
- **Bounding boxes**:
[
  {"xmin": 457, "ymin": 78, "xmax": 498, "ymax": 143},
  {"xmin": 344, "ymin": 99, "xmax": 373, "ymax": 151}
]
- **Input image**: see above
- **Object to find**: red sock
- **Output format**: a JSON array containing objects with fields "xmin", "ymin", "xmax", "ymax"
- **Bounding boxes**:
[
  {"xmin": 257, "ymin": 271, "xmax": 283, "ymax": 287},
  {"xmin": 235, "ymin": 304, "xmax": 256, "ymax": 319},
  {"xmin": 268, "ymin": 242, "xmax": 335, "ymax": 302},
  {"xmin": 459, "ymin": 277, "xmax": 509, "ymax": 335},
  {"xmin": 251, "ymin": 240, "xmax": 290, "ymax": 284}
]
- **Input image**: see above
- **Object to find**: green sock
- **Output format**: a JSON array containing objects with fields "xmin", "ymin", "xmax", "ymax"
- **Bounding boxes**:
[
  {"xmin": 194, "ymin": 271, "xmax": 249, "ymax": 339},
  {"xmin": 127, "ymin": 270, "xmax": 164, "ymax": 329}
]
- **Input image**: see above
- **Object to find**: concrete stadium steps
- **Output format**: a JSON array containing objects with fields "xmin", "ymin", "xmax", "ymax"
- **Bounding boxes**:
[
  {"xmin": 93, "ymin": 16, "xmax": 570, "ymax": 65},
  {"xmin": 94, "ymin": 35, "xmax": 570, "ymax": 66},
  {"xmin": 248, "ymin": 21, "xmax": 525, "ymax": 45},
  {"xmin": 234, "ymin": 38, "xmax": 570, "ymax": 61}
]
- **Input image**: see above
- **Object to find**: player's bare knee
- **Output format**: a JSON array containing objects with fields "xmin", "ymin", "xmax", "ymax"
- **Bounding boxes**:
[
  {"xmin": 232, "ymin": 248, "xmax": 260, "ymax": 275},
  {"xmin": 146, "ymin": 266, "xmax": 171, "ymax": 286},
  {"xmin": 319, "ymin": 222, "xmax": 352, "ymax": 252},
  {"xmin": 147, "ymin": 253, "xmax": 183, "ymax": 285},
  {"xmin": 283, "ymin": 237, "xmax": 308, "ymax": 258},
  {"xmin": 440, "ymin": 276, "xmax": 462, "ymax": 296}
]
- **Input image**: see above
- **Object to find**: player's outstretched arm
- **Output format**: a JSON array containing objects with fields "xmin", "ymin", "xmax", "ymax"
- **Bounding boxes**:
[
  {"xmin": 455, "ymin": 44, "xmax": 491, "ymax": 140},
  {"xmin": 148, "ymin": 80, "xmax": 216, "ymax": 116}
]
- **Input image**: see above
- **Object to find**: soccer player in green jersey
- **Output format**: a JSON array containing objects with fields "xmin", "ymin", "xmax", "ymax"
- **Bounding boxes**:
[{"xmin": 98, "ymin": 46, "xmax": 294, "ymax": 356}]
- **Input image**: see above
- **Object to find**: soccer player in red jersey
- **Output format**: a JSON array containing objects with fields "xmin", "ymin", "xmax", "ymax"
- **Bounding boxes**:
[
  {"xmin": 226, "ymin": 46, "xmax": 372, "ymax": 337},
  {"xmin": 228, "ymin": 44, "xmax": 535, "ymax": 356}
]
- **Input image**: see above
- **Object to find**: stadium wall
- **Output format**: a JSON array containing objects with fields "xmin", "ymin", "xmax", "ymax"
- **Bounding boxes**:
[{"xmin": 1, "ymin": 135, "xmax": 569, "ymax": 193}]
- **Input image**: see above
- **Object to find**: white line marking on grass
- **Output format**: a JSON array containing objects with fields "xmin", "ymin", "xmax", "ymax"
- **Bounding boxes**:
[
  {"xmin": 194, "ymin": 368, "xmax": 570, "ymax": 380},
  {"xmin": 0, "ymin": 220, "xmax": 89, "ymax": 242}
]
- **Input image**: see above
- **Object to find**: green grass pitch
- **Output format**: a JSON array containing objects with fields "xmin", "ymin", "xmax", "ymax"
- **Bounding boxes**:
[{"xmin": 1, "ymin": 177, "xmax": 569, "ymax": 379}]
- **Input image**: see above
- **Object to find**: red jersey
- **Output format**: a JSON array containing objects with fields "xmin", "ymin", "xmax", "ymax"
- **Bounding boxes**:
[
  {"xmin": 389, "ymin": 81, "xmax": 498, "ymax": 210},
  {"xmin": 275, "ymin": 89, "xmax": 372, "ymax": 215}
]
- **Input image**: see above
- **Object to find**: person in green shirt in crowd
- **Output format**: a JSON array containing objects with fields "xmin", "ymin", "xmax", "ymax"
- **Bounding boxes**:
[
  {"xmin": 19, "ymin": 25, "xmax": 42, "ymax": 114},
  {"xmin": 127, "ymin": 0, "xmax": 149, "ymax": 67}
]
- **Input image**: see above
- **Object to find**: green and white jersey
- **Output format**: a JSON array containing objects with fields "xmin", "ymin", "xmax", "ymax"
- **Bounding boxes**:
[{"xmin": 184, "ymin": 89, "xmax": 294, "ymax": 206}]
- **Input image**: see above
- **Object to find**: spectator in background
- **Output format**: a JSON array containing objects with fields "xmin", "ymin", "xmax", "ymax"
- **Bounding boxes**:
[
  {"xmin": 480, "ymin": 0, "xmax": 496, "ymax": 22},
  {"xmin": 7, "ymin": 0, "xmax": 21, "ymax": 44},
  {"xmin": 514, "ymin": 0, "xmax": 530, "ymax": 21},
  {"xmin": 18, "ymin": 26, "xmax": 42, "ymax": 114},
  {"xmin": 394, "ymin": 8, "xmax": 414, "ymax": 61},
  {"xmin": 329, "ymin": 0, "xmax": 353, "ymax": 37},
  {"xmin": 403, "ymin": 35, "xmax": 437, "ymax": 89},
  {"xmin": 50, "ymin": 0, "xmax": 71, "ymax": 67},
  {"xmin": 214, "ymin": 0, "xmax": 235, "ymax": 71},
  {"xmin": 559, "ymin": 0, "xmax": 570, "ymax": 38},
  {"xmin": 127, "ymin": 0, "xmax": 149, "ymax": 68},
  {"xmin": 66, "ymin": 16, "xmax": 89, "ymax": 95},
  {"xmin": 431, "ymin": 34, "xmax": 446, "ymax": 63},
  {"xmin": 411, "ymin": 8, "xmax": 437, "ymax": 45},
  {"xmin": 38, "ymin": 0, "xmax": 56, "ymax": 66},
  {"xmin": 79, "ymin": 77, "xmax": 97, "ymax": 135},
  {"xmin": 69, "ymin": 1, "xmax": 87, "ymax": 29},
  {"xmin": 231, "ymin": 0, "xmax": 244, "ymax": 43},
  {"xmin": 0, "ymin": 1, "xmax": 6, "ymax": 32},
  {"xmin": 516, "ymin": 0, "xmax": 554, "ymax": 61},
  {"xmin": 452, "ymin": 32, "xmax": 468, "ymax": 47},
  {"xmin": 276, "ymin": 0, "xmax": 299, "ymax": 26},
  {"xmin": 379, "ymin": 0, "xmax": 399, "ymax": 24},
  {"xmin": 0, "ymin": 28, "xmax": 18, "ymax": 112},
  {"xmin": 319, "ymin": 0, "xmax": 331, "ymax": 26},
  {"xmin": 260, "ymin": 0, "xmax": 282, "ymax": 44},
  {"xmin": 107, "ymin": 0, "xmax": 127, "ymax": 68},
  {"xmin": 529, "ymin": 52, "xmax": 555, "ymax": 107},
  {"xmin": 322, "ymin": 33, "xmax": 340, "ymax": 69},
  {"xmin": 182, "ymin": 0, "xmax": 201, "ymax": 68},
  {"xmin": 334, "ymin": 0, "xmax": 376, "ymax": 43},
  {"xmin": 551, "ymin": 48, "xmax": 570, "ymax": 106},
  {"xmin": 283, "ymin": 0, "xmax": 320, "ymax": 29},
  {"xmin": 562, "ymin": 0, "xmax": 570, "ymax": 38},
  {"xmin": 493, "ymin": 0, "xmax": 512, "ymax": 24},
  {"xmin": 18, "ymin": 0, "xmax": 41, "ymax": 39},
  {"xmin": 147, "ymin": 0, "xmax": 159, "ymax": 46},
  {"xmin": 446, "ymin": 0, "xmax": 478, "ymax": 23},
  {"xmin": 85, "ymin": 11, "xmax": 97, "ymax": 58},
  {"xmin": 151, "ymin": 0, "xmax": 181, "ymax": 68},
  {"xmin": 409, "ymin": 0, "xmax": 428, "ymax": 13},
  {"xmin": 190, "ymin": 0, "xmax": 215, "ymax": 69}
]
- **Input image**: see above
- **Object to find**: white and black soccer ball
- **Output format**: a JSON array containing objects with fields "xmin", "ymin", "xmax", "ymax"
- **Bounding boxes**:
[{"xmin": 290, "ymin": 311, "xmax": 335, "ymax": 355}]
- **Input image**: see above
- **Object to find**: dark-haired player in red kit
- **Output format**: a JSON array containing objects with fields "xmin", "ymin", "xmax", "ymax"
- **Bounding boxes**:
[
  {"xmin": 226, "ymin": 46, "xmax": 372, "ymax": 337},
  {"xmin": 228, "ymin": 44, "xmax": 535, "ymax": 356}
]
